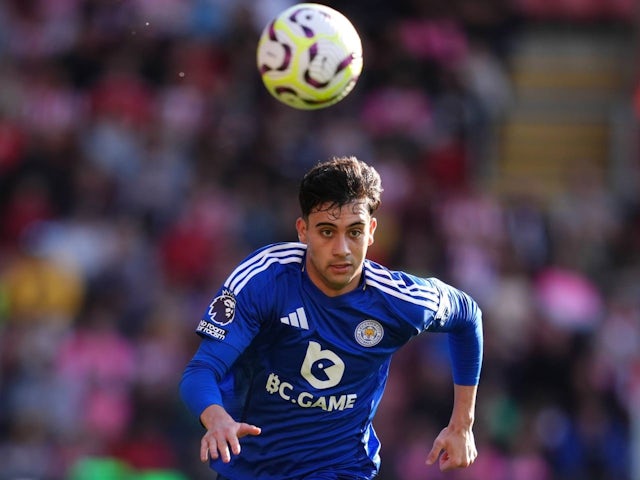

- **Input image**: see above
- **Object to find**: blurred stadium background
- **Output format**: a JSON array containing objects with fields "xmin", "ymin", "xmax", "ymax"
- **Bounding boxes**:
[{"xmin": 0, "ymin": 0, "xmax": 638, "ymax": 479}]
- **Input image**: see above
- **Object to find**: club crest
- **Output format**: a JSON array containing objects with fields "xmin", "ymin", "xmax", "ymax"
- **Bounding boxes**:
[{"xmin": 354, "ymin": 319, "xmax": 383, "ymax": 347}]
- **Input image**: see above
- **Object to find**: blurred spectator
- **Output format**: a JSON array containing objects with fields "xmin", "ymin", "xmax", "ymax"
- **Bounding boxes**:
[
  {"xmin": 534, "ymin": 266, "xmax": 604, "ymax": 331},
  {"xmin": 2, "ymin": 249, "xmax": 84, "ymax": 325}
]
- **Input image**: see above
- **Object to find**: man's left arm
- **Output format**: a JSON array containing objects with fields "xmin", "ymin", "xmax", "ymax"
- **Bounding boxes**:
[{"xmin": 426, "ymin": 279, "xmax": 483, "ymax": 470}]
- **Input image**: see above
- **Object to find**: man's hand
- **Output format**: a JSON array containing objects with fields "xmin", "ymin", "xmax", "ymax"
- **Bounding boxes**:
[
  {"xmin": 199, "ymin": 404, "xmax": 262, "ymax": 463},
  {"xmin": 425, "ymin": 423, "xmax": 477, "ymax": 471},
  {"xmin": 426, "ymin": 384, "xmax": 478, "ymax": 471}
]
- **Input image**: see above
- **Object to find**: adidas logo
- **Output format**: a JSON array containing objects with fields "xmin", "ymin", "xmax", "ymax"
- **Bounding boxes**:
[{"xmin": 280, "ymin": 307, "xmax": 309, "ymax": 330}]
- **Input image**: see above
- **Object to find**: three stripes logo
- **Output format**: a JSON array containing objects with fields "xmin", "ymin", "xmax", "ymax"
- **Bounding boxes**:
[{"xmin": 280, "ymin": 307, "xmax": 309, "ymax": 330}]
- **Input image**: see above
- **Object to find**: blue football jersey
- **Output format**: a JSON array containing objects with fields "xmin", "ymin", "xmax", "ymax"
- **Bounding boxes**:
[{"xmin": 181, "ymin": 242, "xmax": 482, "ymax": 480}]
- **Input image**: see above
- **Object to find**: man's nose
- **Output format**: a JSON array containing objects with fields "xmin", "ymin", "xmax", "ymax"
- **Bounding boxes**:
[{"xmin": 332, "ymin": 234, "xmax": 349, "ymax": 255}]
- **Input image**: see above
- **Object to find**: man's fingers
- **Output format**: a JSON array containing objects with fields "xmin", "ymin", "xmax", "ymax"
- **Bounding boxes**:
[
  {"xmin": 201, "ymin": 425, "xmax": 261, "ymax": 463},
  {"xmin": 425, "ymin": 449, "xmax": 440, "ymax": 465},
  {"xmin": 219, "ymin": 441, "xmax": 232, "ymax": 463},
  {"xmin": 439, "ymin": 451, "xmax": 456, "ymax": 471},
  {"xmin": 200, "ymin": 436, "xmax": 232, "ymax": 463},
  {"xmin": 439, "ymin": 449, "xmax": 476, "ymax": 471},
  {"xmin": 201, "ymin": 438, "xmax": 217, "ymax": 463},
  {"xmin": 238, "ymin": 423, "xmax": 262, "ymax": 438},
  {"xmin": 425, "ymin": 441, "xmax": 443, "ymax": 465},
  {"xmin": 228, "ymin": 435, "xmax": 241, "ymax": 456},
  {"xmin": 426, "ymin": 425, "xmax": 477, "ymax": 471},
  {"xmin": 200, "ymin": 442, "xmax": 207, "ymax": 463},
  {"xmin": 229, "ymin": 424, "xmax": 261, "ymax": 455}
]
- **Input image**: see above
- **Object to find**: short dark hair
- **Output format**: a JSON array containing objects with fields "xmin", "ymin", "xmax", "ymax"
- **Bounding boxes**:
[{"xmin": 298, "ymin": 156, "xmax": 382, "ymax": 218}]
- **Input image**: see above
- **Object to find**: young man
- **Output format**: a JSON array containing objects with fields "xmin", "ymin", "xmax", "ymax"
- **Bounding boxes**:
[{"xmin": 180, "ymin": 156, "xmax": 483, "ymax": 479}]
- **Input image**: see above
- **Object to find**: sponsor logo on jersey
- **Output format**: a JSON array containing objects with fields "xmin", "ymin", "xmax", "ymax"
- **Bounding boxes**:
[
  {"xmin": 301, "ymin": 341, "xmax": 344, "ymax": 389},
  {"xmin": 264, "ymin": 341, "xmax": 357, "ymax": 412},
  {"xmin": 280, "ymin": 307, "xmax": 309, "ymax": 329},
  {"xmin": 196, "ymin": 319, "xmax": 227, "ymax": 340},
  {"xmin": 208, "ymin": 289, "xmax": 236, "ymax": 326},
  {"xmin": 354, "ymin": 319, "xmax": 383, "ymax": 347},
  {"xmin": 265, "ymin": 373, "xmax": 357, "ymax": 412}
]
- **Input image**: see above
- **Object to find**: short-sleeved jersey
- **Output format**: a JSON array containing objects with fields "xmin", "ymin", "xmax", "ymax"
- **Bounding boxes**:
[{"xmin": 181, "ymin": 242, "xmax": 482, "ymax": 480}]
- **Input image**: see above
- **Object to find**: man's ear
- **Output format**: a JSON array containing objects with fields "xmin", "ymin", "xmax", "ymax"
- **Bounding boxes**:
[
  {"xmin": 368, "ymin": 217, "xmax": 377, "ymax": 246},
  {"xmin": 296, "ymin": 217, "xmax": 307, "ymax": 243}
]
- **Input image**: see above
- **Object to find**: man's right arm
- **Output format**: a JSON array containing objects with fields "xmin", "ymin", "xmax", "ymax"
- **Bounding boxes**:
[
  {"xmin": 179, "ymin": 340, "xmax": 228, "ymax": 419},
  {"xmin": 180, "ymin": 339, "xmax": 261, "ymax": 463}
]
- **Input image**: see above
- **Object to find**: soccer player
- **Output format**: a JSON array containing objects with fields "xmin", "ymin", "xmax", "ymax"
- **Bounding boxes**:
[{"xmin": 180, "ymin": 156, "xmax": 483, "ymax": 479}]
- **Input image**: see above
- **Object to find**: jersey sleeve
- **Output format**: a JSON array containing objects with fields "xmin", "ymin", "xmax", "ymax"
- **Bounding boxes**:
[
  {"xmin": 425, "ymin": 278, "xmax": 483, "ymax": 386},
  {"xmin": 179, "ymin": 251, "xmax": 275, "ymax": 418}
]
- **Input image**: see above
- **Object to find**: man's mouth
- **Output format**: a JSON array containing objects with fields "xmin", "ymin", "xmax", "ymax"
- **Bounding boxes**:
[{"xmin": 329, "ymin": 263, "xmax": 351, "ymax": 273}]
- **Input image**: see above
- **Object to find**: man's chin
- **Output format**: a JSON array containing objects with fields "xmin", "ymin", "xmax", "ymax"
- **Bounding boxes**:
[{"xmin": 325, "ymin": 273, "xmax": 358, "ymax": 292}]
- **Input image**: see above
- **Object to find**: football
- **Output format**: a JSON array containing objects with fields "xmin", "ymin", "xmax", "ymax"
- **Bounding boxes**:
[{"xmin": 256, "ymin": 3, "xmax": 363, "ymax": 110}]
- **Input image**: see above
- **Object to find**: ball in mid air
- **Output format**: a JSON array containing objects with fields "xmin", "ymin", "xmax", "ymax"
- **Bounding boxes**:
[{"xmin": 256, "ymin": 3, "xmax": 363, "ymax": 110}]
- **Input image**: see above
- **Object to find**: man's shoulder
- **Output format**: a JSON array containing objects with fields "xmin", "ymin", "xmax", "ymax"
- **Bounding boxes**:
[
  {"xmin": 244, "ymin": 242, "xmax": 306, "ymax": 269},
  {"xmin": 363, "ymin": 260, "xmax": 440, "ymax": 310},
  {"xmin": 223, "ymin": 242, "xmax": 305, "ymax": 295}
]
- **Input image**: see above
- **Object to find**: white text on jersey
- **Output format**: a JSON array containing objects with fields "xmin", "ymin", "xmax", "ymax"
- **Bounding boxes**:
[{"xmin": 265, "ymin": 373, "xmax": 357, "ymax": 412}]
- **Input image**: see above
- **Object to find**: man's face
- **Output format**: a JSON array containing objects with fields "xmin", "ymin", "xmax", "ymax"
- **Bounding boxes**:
[{"xmin": 296, "ymin": 201, "xmax": 377, "ymax": 297}]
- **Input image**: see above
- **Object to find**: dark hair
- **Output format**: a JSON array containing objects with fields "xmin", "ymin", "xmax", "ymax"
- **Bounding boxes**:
[{"xmin": 298, "ymin": 156, "xmax": 382, "ymax": 217}]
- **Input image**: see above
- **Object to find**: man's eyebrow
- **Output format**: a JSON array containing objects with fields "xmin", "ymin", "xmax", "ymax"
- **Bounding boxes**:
[{"xmin": 313, "ymin": 221, "xmax": 366, "ymax": 228}]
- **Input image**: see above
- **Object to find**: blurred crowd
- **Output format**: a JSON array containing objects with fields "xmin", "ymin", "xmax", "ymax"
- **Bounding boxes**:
[{"xmin": 0, "ymin": 0, "xmax": 638, "ymax": 479}]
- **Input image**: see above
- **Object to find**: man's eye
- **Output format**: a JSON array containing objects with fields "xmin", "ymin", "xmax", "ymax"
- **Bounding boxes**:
[
  {"xmin": 320, "ymin": 230, "xmax": 333, "ymax": 237},
  {"xmin": 350, "ymin": 230, "xmax": 363, "ymax": 238}
]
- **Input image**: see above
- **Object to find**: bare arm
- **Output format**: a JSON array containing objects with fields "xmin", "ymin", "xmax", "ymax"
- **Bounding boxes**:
[{"xmin": 426, "ymin": 384, "xmax": 478, "ymax": 470}]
